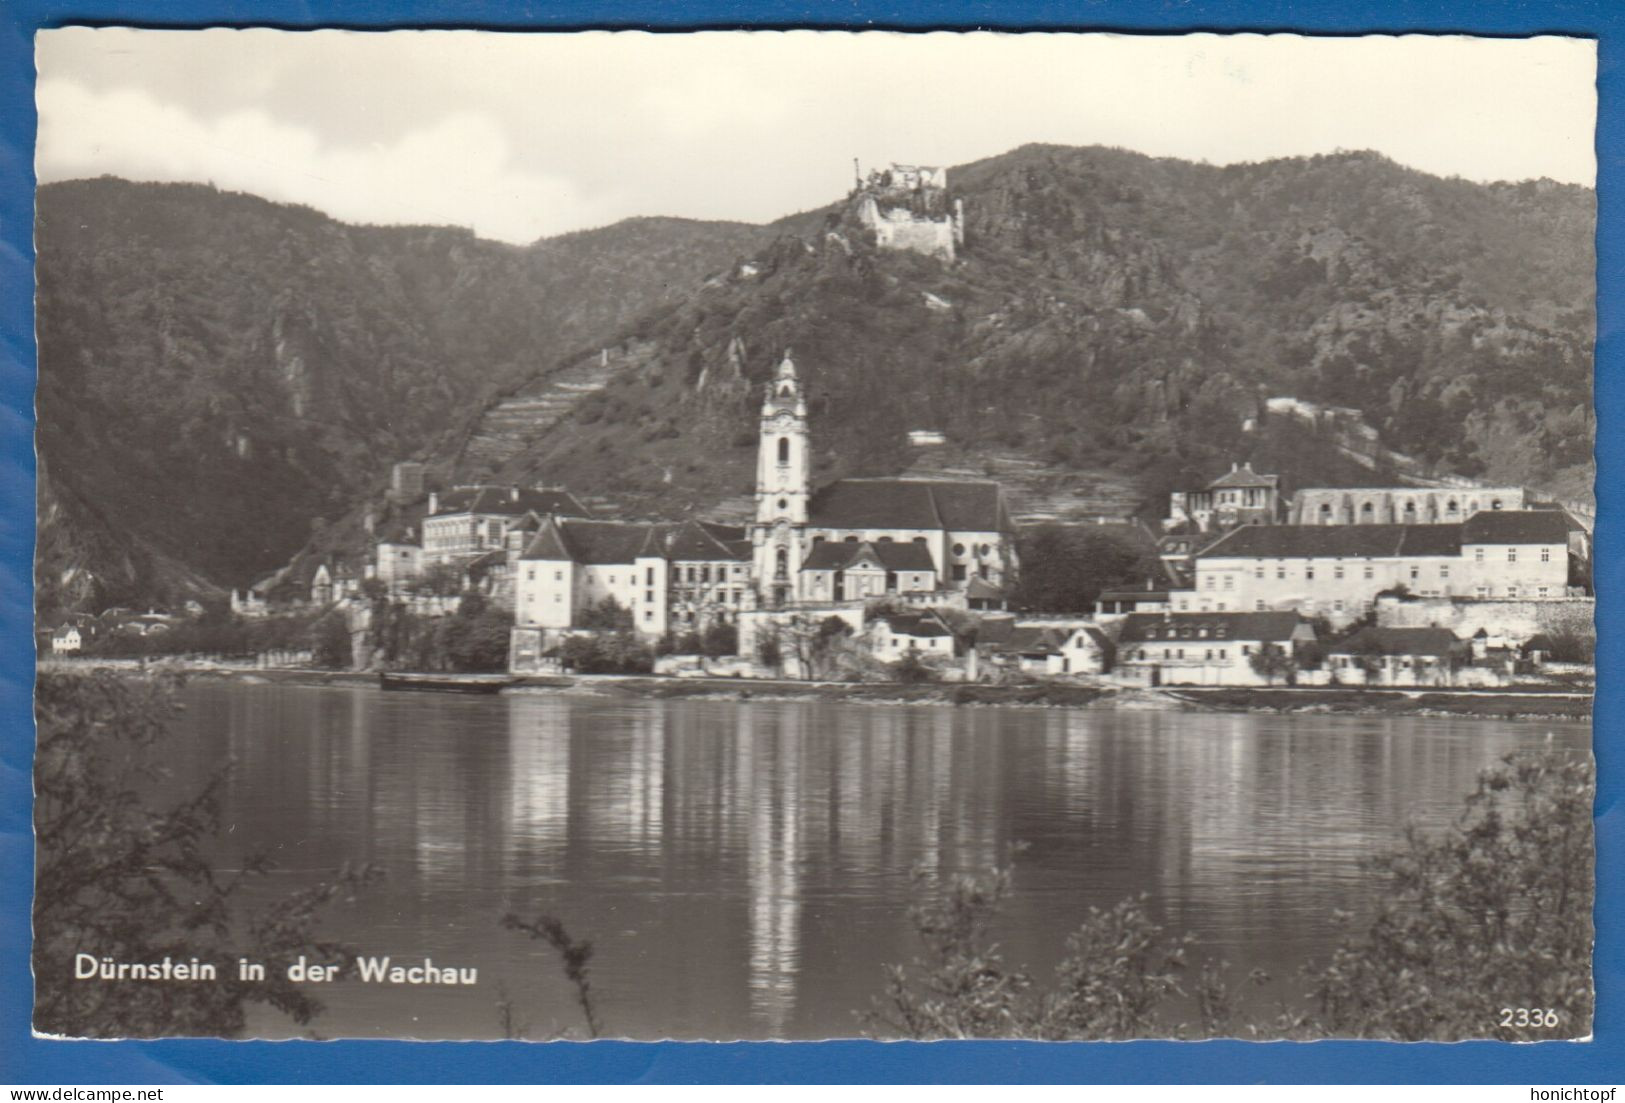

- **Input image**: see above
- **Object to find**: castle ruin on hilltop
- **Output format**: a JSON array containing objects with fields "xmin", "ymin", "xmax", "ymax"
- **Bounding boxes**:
[{"xmin": 853, "ymin": 162, "xmax": 964, "ymax": 262}]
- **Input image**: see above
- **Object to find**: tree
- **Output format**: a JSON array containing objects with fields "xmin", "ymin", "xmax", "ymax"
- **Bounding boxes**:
[
  {"xmin": 560, "ymin": 632, "xmax": 653, "ymax": 674},
  {"xmin": 33, "ymin": 670, "xmax": 377, "ymax": 1038},
  {"xmin": 310, "ymin": 612, "xmax": 352, "ymax": 670},
  {"xmin": 1308, "ymin": 748, "xmax": 1593, "ymax": 1040},
  {"xmin": 891, "ymin": 651, "xmax": 936, "ymax": 684},
  {"xmin": 865, "ymin": 747, "xmax": 1592, "ymax": 1042},
  {"xmin": 442, "ymin": 607, "xmax": 513, "ymax": 672},
  {"xmin": 412, "ymin": 561, "xmax": 465, "ymax": 598},
  {"xmin": 775, "ymin": 614, "xmax": 856, "ymax": 679},
  {"xmin": 756, "ymin": 630, "xmax": 783, "ymax": 674},
  {"xmin": 1248, "ymin": 642, "xmax": 1296, "ymax": 686},
  {"xmin": 701, "ymin": 620, "xmax": 738, "ymax": 658},
  {"xmin": 1014, "ymin": 525, "xmax": 1154, "ymax": 613},
  {"xmin": 577, "ymin": 596, "xmax": 634, "ymax": 632},
  {"xmin": 1350, "ymin": 637, "xmax": 1388, "ymax": 686}
]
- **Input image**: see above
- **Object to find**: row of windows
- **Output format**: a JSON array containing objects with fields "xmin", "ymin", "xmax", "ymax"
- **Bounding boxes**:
[{"xmin": 1131, "ymin": 648, "xmax": 1233, "ymax": 661}]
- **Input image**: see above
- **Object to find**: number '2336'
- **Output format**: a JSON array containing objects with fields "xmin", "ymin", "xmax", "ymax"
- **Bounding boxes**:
[{"xmin": 1501, "ymin": 1008, "xmax": 1561, "ymax": 1028}]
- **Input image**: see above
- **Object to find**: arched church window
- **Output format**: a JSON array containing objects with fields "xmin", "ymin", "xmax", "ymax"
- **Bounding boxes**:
[
  {"xmin": 1446, "ymin": 499, "xmax": 1459, "ymax": 515},
  {"xmin": 1491, "ymin": 498, "xmax": 1504, "ymax": 511},
  {"xmin": 777, "ymin": 437, "xmax": 790, "ymax": 464},
  {"xmin": 775, "ymin": 547, "xmax": 788, "ymax": 580},
  {"xmin": 1360, "ymin": 502, "xmax": 1374, "ymax": 522},
  {"xmin": 952, "ymin": 543, "xmax": 966, "ymax": 556}
]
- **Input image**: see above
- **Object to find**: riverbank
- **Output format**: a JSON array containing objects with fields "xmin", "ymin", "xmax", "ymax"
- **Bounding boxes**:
[
  {"xmin": 44, "ymin": 659, "xmax": 1591, "ymax": 718},
  {"xmin": 1168, "ymin": 686, "xmax": 1592, "ymax": 720}
]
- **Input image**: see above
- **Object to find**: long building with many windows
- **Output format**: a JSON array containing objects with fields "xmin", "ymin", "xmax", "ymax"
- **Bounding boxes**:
[{"xmin": 1185, "ymin": 509, "xmax": 1583, "ymax": 626}]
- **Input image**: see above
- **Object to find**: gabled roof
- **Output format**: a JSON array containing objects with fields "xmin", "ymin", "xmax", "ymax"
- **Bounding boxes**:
[
  {"xmin": 1074, "ymin": 626, "xmax": 1115, "ymax": 653},
  {"xmin": 964, "ymin": 577, "xmax": 1006, "ymax": 600},
  {"xmin": 808, "ymin": 478, "xmax": 1013, "ymax": 532},
  {"xmin": 1198, "ymin": 523, "xmax": 1463, "ymax": 560},
  {"xmin": 1207, "ymin": 463, "xmax": 1278, "ymax": 490},
  {"xmin": 1329, "ymin": 627, "xmax": 1461, "ymax": 657},
  {"xmin": 1119, "ymin": 612, "xmax": 1308, "ymax": 645},
  {"xmin": 522, "ymin": 518, "xmax": 744, "ymax": 566},
  {"xmin": 430, "ymin": 486, "xmax": 591, "ymax": 519},
  {"xmin": 1003, "ymin": 625, "xmax": 1066, "ymax": 654},
  {"xmin": 663, "ymin": 519, "xmax": 751, "ymax": 562},
  {"xmin": 801, "ymin": 539, "xmax": 936, "ymax": 573},
  {"xmin": 1461, "ymin": 510, "xmax": 1574, "ymax": 545}
]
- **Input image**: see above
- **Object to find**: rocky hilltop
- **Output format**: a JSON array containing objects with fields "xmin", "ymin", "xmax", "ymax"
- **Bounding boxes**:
[{"xmin": 452, "ymin": 145, "xmax": 1593, "ymax": 526}]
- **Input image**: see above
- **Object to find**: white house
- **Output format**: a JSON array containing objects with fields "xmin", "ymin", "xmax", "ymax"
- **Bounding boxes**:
[{"xmin": 1115, "ymin": 612, "xmax": 1318, "ymax": 686}]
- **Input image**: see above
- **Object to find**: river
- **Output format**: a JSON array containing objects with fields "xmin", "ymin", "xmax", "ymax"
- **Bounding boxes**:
[{"xmin": 167, "ymin": 682, "xmax": 1588, "ymax": 1040}]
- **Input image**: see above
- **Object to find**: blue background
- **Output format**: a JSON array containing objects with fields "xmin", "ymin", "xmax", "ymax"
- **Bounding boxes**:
[{"xmin": 0, "ymin": 0, "xmax": 1618, "ymax": 1084}]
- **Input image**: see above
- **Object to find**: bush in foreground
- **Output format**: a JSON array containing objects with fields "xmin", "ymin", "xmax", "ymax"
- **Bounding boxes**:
[
  {"xmin": 33, "ymin": 670, "xmax": 377, "ymax": 1038},
  {"xmin": 866, "ymin": 746, "xmax": 1593, "ymax": 1040}
]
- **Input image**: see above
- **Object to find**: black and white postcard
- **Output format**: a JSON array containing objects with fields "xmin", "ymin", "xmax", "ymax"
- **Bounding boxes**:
[{"xmin": 31, "ymin": 29, "xmax": 1597, "ymax": 1042}]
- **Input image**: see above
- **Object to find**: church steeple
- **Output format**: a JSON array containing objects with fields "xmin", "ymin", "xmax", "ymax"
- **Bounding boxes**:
[
  {"xmin": 751, "ymin": 350, "xmax": 810, "ymax": 607},
  {"xmin": 756, "ymin": 351, "xmax": 809, "ymax": 524}
]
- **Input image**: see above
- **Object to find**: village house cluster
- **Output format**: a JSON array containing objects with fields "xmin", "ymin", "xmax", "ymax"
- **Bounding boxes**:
[{"xmin": 51, "ymin": 336, "xmax": 1589, "ymax": 693}]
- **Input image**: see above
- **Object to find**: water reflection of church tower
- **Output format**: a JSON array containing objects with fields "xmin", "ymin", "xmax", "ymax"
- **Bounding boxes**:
[
  {"xmin": 735, "ymin": 704, "xmax": 804, "ymax": 1036},
  {"xmin": 506, "ymin": 698, "xmax": 573, "ymax": 858}
]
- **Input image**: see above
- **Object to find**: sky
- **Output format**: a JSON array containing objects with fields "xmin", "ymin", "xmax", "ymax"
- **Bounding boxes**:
[{"xmin": 35, "ymin": 29, "xmax": 1598, "ymax": 245}]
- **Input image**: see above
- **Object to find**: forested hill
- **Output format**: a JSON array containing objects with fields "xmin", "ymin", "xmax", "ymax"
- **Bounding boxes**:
[
  {"xmin": 35, "ymin": 147, "xmax": 1594, "ymax": 615},
  {"xmin": 454, "ymin": 144, "xmax": 1594, "ymax": 527},
  {"xmin": 34, "ymin": 178, "xmax": 773, "ymax": 613}
]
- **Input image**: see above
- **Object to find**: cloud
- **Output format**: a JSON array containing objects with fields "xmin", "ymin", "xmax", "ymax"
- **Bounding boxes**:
[
  {"xmin": 36, "ymin": 78, "xmax": 604, "ymax": 243},
  {"xmin": 34, "ymin": 31, "xmax": 1598, "ymax": 242}
]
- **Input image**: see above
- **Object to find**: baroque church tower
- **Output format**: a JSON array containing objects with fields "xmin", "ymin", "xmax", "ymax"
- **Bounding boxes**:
[{"xmin": 751, "ymin": 352, "xmax": 810, "ymax": 608}]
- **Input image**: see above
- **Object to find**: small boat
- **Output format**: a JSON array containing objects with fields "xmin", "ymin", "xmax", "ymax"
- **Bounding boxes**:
[{"xmin": 378, "ymin": 671, "xmax": 516, "ymax": 694}]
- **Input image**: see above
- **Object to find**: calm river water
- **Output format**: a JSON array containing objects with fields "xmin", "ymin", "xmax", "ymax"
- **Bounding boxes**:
[{"xmin": 170, "ymin": 682, "xmax": 1588, "ymax": 1040}]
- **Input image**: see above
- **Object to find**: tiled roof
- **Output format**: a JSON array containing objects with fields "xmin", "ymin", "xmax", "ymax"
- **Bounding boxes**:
[
  {"xmin": 523, "ymin": 518, "xmax": 749, "ymax": 566},
  {"xmin": 1002, "ymin": 625, "xmax": 1066, "ymax": 654},
  {"xmin": 431, "ymin": 486, "xmax": 591, "ymax": 519},
  {"xmin": 1461, "ymin": 510, "xmax": 1574, "ymax": 545},
  {"xmin": 1207, "ymin": 463, "xmax": 1279, "ymax": 490},
  {"xmin": 663, "ymin": 519, "xmax": 751, "ymax": 562},
  {"xmin": 1119, "ymin": 611, "xmax": 1307, "ymax": 645},
  {"xmin": 964, "ymin": 576, "xmax": 1006, "ymax": 600},
  {"xmin": 1329, "ymin": 627, "xmax": 1461, "ymax": 657},
  {"xmin": 801, "ymin": 539, "xmax": 936, "ymax": 572},
  {"xmin": 808, "ymin": 478, "xmax": 1013, "ymax": 532},
  {"xmin": 520, "ymin": 518, "xmax": 658, "ymax": 565},
  {"xmin": 1198, "ymin": 523, "xmax": 1463, "ymax": 559}
]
